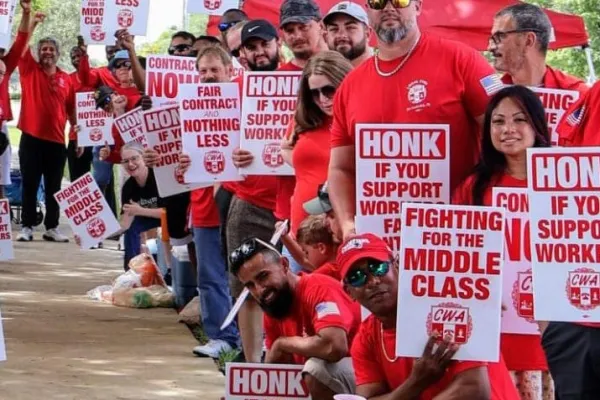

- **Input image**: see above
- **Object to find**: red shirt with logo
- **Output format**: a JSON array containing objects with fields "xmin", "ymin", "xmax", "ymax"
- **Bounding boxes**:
[
  {"xmin": 331, "ymin": 33, "xmax": 496, "ymax": 191},
  {"xmin": 501, "ymin": 65, "xmax": 589, "ymax": 93},
  {"xmin": 352, "ymin": 315, "xmax": 519, "ymax": 399},
  {"xmin": 0, "ymin": 31, "xmax": 29, "ymax": 122},
  {"xmin": 190, "ymin": 186, "xmax": 220, "ymax": 228},
  {"xmin": 264, "ymin": 273, "xmax": 361, "ymax": 365},
  {"xmin": 18, "ymin": 49, "xmax": 74, "ymax": 144}
]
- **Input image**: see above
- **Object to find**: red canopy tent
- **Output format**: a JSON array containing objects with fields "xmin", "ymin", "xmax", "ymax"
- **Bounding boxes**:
[{"xmin": 206, "ymin": 0, "xmax": 589, "ymax": 51}]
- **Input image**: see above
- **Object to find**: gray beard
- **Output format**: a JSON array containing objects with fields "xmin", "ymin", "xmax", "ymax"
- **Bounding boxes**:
[{"xmin": 377, "ymin": 26, "xmax": 409, "ymax": 44}]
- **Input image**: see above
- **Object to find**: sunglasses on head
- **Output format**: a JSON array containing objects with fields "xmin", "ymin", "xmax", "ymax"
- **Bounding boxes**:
[
  {"xmin": 366, "ymin": 0, "xmax": 411, "ymax": 10},
  {"xmin": 219, "ymin": 21, "xmax": 240, "ymax": 32},
  {"xmin": 168, "ymin": 44, "xmax": 192, "ymax": 55},
  {"xmin": 345, "ymin": 260, "xmax": 390, "ymax": 288},
  {"xmin": 310, "ymin": 85, "xmax": 336, "ymax": 101},
  {"xmin": 230, "ymin": 46, "xmax": 241, "ymax": 58},
  {"xmin": 98, "ymin": 96, "xmax": 111, "ymax": 109},
  {"xmin": 230, "ymin": 238, "xmax": 281, "ymax": 272},
  {"xmin": 114, "ymin": 61, "xmax": 131, "ymax": 69}
]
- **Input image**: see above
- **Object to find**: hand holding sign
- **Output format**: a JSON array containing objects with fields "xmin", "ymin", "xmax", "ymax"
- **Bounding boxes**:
[
  {"xmin": 410, "ymin": 334, "xmax": 459, "ymax": 389},
  {"xmin": 99, "ymin": 142, "xmax": 110, "ymax": 161},
  {"xmin": 178, "ymin": 153, "xmax": 191, "ymax": 175},
  {"xmin": 232, "ymin": 148, "xmax": 254, "ymax": 168},
  {"xmin": 142, "ymin": 148, "xmax": 160, "ymax": 168}
]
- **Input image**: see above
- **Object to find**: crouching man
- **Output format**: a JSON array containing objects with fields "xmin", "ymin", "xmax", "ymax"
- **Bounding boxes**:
[
  {"xmin": 340, "ymin": 233, "xmax": 520, "ymax": 400},
  {"xmin": 229, "ymin": 237, "xmax": 360, "ymax": 399}
]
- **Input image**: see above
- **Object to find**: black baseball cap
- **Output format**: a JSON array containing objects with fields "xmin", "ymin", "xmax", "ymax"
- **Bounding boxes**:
[
  {"xmin": 242, "ymin": 20, "xmax": 278, "ymax": 46},
  {"xmin": 94, "ymin": 86, "xmax": 114, "ymax": 109},
  {"xmin": 280, "ymin": 0, "xmax": 321, "ymax": 28}
]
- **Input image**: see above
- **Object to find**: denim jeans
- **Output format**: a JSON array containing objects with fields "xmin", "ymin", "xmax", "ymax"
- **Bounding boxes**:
[
  {"xmin": 124, "ymin": 216, "xmax": 161, "ymax": 271},
  {"xmin": 92, "ymin": 146, "xmax": 113, "ymax": 186},
  {"xmin": 193, "ymin": 227, "xmax": 240, "ymax": 347}
]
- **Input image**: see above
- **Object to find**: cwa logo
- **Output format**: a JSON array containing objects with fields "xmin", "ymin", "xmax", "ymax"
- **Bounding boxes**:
[
  {"xmin": 204, "ymin": 151, "xmax": 225, "ymax": 175},
  {"xmin": 204, "ymin": 0, "xmax": 222, "ymax": 10},
  {"xmin": 118, "ymin": 9, "xmax": 134, "ymax": 28},
  {"xmin": 86, "ymin": 217, "xmax": 106, "ymax": 239},
  {"xmin": 512, "ymin": 270, "xmax": 534, "ymax": 320},
  {"xmin": 90, "ymin": 26, "xmax": 106, "ymax": 42},
  {"xmin": 262, "ymin": 143, "xmax": 284, "ymax": 168},
  {"xmin": 426, "ymin": 303, "xmax": 472, "ymax": 345},
  {"xmin": 89, "ymin": 128, "xmax": 103, "ymax": 143},
  {"xmin": 566, "ymin": 268, "xmax": 600, "ymax": 310}
]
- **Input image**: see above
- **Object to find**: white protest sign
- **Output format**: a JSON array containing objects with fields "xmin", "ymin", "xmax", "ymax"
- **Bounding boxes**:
[
  {"xmin": 142, "ymin": 105, "xmax": 210, "ymax": 197},
  {"xmin": 225, "ymin": 363, "xmax": 311, "ymax": 400},
  {"xmin": 76, "ymin": 92, "xmax": 114, "ymax": 147},
  {"xmin": 231, "ymin": 57, "xmax": 245, "ymax": 80},
  {"xmin": 187, "ymin": 0, "xmax": 240, "ymax": 15},
  {"xmin": 0, "ymin": 0, "xmax": 15, "ymax": 34},
  {"xmin": 0, "ymin": 0, "xmax": 17, "ymax": 49},
  {"xmin": 145, "ymin": 55, "xmax": 199, "ymax": 107},
  {"xmin": 527, "ymin": 147, "xmax": 600, "ymax": 322},
  {"xmin": 104, "ymin": 0, "xmax": 150, "ymax": 36},
  {"xmin": 55, "ymin": 173, "xmax": 120, "ymax": 249},
  {"xmin": 0, "ymin": 199, "xmax": 14, "ymax": 261},
  {"xmin": 80, "ymin": 0, "xmax": 113, "ymax": 45},
  {"xmin": 240, "ymin": 71, "xmax": 299, "ymax": 176},
  {"xmin": 396, "ymin": 203, "xmax": 505, "ymax": 362},
  {"xmin": 114, "ymin": 107, "xmax": 147, "ymax": 147},
  {"xmin": 354, "ymin": 124, "xmax": 450, "ymax": 253},
  {"xmin": 532, "ymin": 88, "xmax": 580, "ymax": 146},
  {"xmin": 492, "ymin": 188, "xmax": 538, "ymax": 335},
  {"xmin": 180, "ymin": 83, "xmax": 242, "ymax": 183}
]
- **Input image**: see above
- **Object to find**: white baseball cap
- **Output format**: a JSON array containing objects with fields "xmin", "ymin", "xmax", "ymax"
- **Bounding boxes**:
[{"xmin": 323, "ymin": 1, "xmax": 369, "ymax": 26}]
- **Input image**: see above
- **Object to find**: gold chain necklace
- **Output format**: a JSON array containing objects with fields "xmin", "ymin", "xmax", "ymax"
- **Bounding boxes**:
[
  {"xmin": 374, "ymin": 32, "xmax": 422, "ymax": 78},
  {"xmin": 380, "ymin": 321, "xmax": 399, "ymax": 363}
]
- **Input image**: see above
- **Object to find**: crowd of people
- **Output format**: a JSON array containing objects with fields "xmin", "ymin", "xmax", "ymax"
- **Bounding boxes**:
[{"xmin": 0, "ymin": 0, "xmax": 599, "ymax": 398}]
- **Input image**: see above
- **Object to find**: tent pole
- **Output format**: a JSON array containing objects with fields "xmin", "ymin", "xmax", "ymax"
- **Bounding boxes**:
[{"xmin": 584, "ymin": 46, "xmax": 597, "ymax": 84}]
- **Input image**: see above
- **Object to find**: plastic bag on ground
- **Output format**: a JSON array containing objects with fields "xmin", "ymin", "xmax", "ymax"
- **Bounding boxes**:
[{"xmin": 112, "ymin": 285, "xmax": 174, "ymax": 309}]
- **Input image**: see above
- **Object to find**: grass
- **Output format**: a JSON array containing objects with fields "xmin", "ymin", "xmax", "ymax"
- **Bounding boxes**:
[
  {"xmin": 8, "ymin": 126, "xmax": 20, "ymax": 146},
  {"xmin": 191, "ymin": 323, "xmax": 240, "ymax": 374}
]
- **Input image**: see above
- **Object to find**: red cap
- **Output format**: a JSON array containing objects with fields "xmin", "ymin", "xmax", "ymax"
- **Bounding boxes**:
[{"xmin": 337, "ymin": 233, "xmax": 393, "ymax": 280}]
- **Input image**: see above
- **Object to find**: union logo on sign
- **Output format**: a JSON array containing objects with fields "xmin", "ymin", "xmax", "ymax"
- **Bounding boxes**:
[
  {"xmin": 174, "ymin": 168, "xmax": 185, "ymax": 185},
  {"xmin": 90, "ymin": 128, "xmax": 102, "ymax": 143},
  {"xmin": 566, "ymin": 268, "xmax": 600, "ymax": 311},
  {"xmin": 426, "ymin": 303, "xmax": 473, "ymax": 345},
  {"xmin": 118, "ymin": 9, "xmax": 134, "ymax": 28},
  {"xmin": 204, "ymin": 151, "xmax": 225, "ymax": 175},
  {"xmin": 204, "ymin": 0, "xmax": 222, "ymax": 10},
  {"xmin": 262, "ymin": 143, "xmax": 284, "ymax": 168},
  {"xmin": 512, "ymin": 270, "xmax": 534, "ymax": 319},
  {"xmin": 86, "ymin": 217, "xmax": 106, "ymax": 239},
  {"xmin": 90, "ymin": 26, "xmax": 106, "ymax": 42}
]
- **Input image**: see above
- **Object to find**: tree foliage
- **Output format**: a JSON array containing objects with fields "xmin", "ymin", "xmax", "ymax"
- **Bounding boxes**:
[{"xmin": 137, "ymin": 14, "xmax": 208, "ymax": 56}]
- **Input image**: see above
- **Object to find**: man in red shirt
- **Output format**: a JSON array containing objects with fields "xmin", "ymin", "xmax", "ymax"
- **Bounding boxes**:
[
  {"xmin": 489, "ymin": 3, "xmax": 588, "ymax": 92},
  {"xmin": 230, "ymin": 237, "xmax": 360, "ymax": 399},
  {"xmin": 328, "ymin": 0, "xmax": 498, "ymax": 241},
  {"xmin": 340, "ymin": 233, "xmax": 520, "ymax": 399},
  {"xmin": 323, "ymin": 1, "xmax": 373, "ymax": 67}
]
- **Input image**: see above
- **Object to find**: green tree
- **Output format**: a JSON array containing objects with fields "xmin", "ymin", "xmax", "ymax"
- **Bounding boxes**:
[{"xmin": 137, "ymin": 14, "xmax": 209, "ymax": 56}]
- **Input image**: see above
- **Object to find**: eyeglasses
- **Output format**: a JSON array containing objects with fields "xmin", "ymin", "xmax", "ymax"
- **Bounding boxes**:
[
  {"xmin": 489, "ymin": 29, "xmax": 542, "ymax": 46},
  {"xmin": 310, "ymin": 85, "xmax": 337, "ymax": 101},
  {"xmin": 219, "ymin": 21, "xmax": 240, "ymax": 32},
  {"xmin": 345, "ymin": 260, "xmax": 390, "ymax": 288},
  {"xmin": 230, "ymin": 46, "xmax": 241, "ymax": 58},
  {"xmin": 121, "ymin": 154, "xmax": 141, "ymax": 165},
  {"xmin": 230, "ymin": 238, "xmax": 280, "ymax": 271},
  {"xmin": 366, "ymin": 0, "xmax": 411, "ymax": 10},
  {"xmin": 168, "ymin": 44, "xmax": 192, "ymax": 55},
  {"xmin": 114, "ymin": 61, "xmax": 131, "ymax": 70}
]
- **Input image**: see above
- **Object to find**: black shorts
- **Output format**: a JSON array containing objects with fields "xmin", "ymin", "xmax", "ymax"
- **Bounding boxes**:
[
  {"xmin": 542, "ymin": 322, "xmax": 600, "ymax": 399},
  {"xmin": 164, "ymin": 192, "xmax": 192, "ymax": 246}
]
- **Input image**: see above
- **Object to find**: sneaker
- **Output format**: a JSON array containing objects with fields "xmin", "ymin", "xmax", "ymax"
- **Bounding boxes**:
[
  {"xmin": 193, "ymin": 339, "xmax": 233, "ymax": 359},
  {"xmin": 42, "ymin": 228, "xmax": 69, "ymax": 243},
  {"xmin": 16, "ymin": 227, "xmax": 33, "ymax": 242}
]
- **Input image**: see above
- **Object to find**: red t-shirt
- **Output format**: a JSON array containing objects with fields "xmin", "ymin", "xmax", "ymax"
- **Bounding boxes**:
[
  {"xmin": 0, "ymin": 31, "xmax": 29, "ymax": 122},
  {"xmin": 352, "ymin": 315, "xmax": 519, "ymax": 399},
  {"xmin": 453, "ymin": 173, "xmax": 549, "ymax": 371},
  {"xmin": 313, "ymin": 261, "xmax": 341, "ymax": 281},
  {"xmin": 501, "ymin": 65, "xmax": 589, "ymax": 93},
  {"xmin": 264, "ymin": 273, "xmax": 361, "ymax": 365},
  {"xmin": 190, "ymin": 187, "xmax": 220, "ymax": 228},
  {"xmin": 104, "ymin": 96, "xmax": 143, "ymax": 164},
  {"xmin": 69, "ymin": 71, "xmax": 95, "ymax": 141},
  {"xmin": 78, "ymin": 54, "xmax": 119, "ymax": 91},
  {"xmin": 18, "ymin": 49, "xmax": 74, "ymax": 144},
  {"xmin": 331, "ymin": 33, "xmax": 495, "ymax": 191},
  {"xmin": 291, "ymin": 121, "xmax": 331, "ymax": 234}
]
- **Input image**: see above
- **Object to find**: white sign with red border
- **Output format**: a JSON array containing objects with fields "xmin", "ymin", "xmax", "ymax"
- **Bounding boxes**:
[
  {"xmin": 55, "ymin": 173, "xmax": 120, "ymax": 250},
  {"xmin": 186, "ymin": 0, "xmax": 240, "ymax": 15},
  {"xmin": 396, "ymin": 203, "xmax": 505, "ymax": 362},
  {"xmin": 180, "ymin": 82, "xmax": 243, "ymax": 183},
  {"xmin": 239, "ymin": 71, "xmax": 299, "ymax": 176},
  {"xmin": 76, "ymin": 92, "xmax": 114, "ymax": 147},
  {"xmin": 104, "ymin": 0, "xmax": 150, "ymax": 36},
  {"xmin": 114, "ymin": 107, "xmax": 147, "ymax": 147},
  {"xmin": 0, "ymin": 0, "xmax": 16, "ymax": 48},
  {"xmin": 492, "ymin": 187, "xmax": 539, "ymax": 335},
  {"xmin": 531, "ymin": 87, "xmax": 580, "ymax": 146},
  {"xmin": 0, "ymin": 0, "xmax": 15, "ymax": 34},
  {"xmin": 80, "ymin": 0, "xmax": 113, "ymax": 46},
  {"xmin": 145, "ymin": 55, "xmax": 200, "ymax": 108},
  {"xmin": 527, "ymin": 147, "xmax": 600, "ymax": 322},
  {"xmin": 225, "ymin": 363, "xmax": 311, "ymax": 400},
  {"xmin": 0, "ymin": 199, "xmax": 14, "ymax": 261}
]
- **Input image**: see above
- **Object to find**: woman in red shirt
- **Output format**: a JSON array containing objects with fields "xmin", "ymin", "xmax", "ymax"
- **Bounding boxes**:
[
  {"xmin": 282, "ymin": 51, "xmax": 353, "ymax": 237},
  {"xmin": 453, "ymin": 85, "xmax": 553, "ymax": 399}
]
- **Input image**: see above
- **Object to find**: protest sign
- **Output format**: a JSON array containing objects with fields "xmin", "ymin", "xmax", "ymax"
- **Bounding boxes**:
[
  {"xmin": 492, "ymin": 188, "xmax": 538, "ymax": 335},
  {"xmin": 0, "ymin": 0, "xmax": 15, "ymax": 34},
  {"xmin": 0, "ymin": 199, "xmax": 13, "ymax": 261},
  {"xmin": 145, "ymin": 55, "xmax": 199, "ymax": 107},
  {"xmin": 114, "ymin": 107, "xmax": 147, "ymax": 147},
  {"xmin": 104, "ymin": 0, "xmax": 150, "ymax": 36},
  {"xmin": 225, "ymin": 363, "xmax": 311, "ymax": 400},
  {"xmin": 80, "ymin": 0, "xmax": 113, "ymax": 45},
  {"xmin": 527, "ymin": 147, "xmax": 600, "ymax": 322},
  {"xmin": 240, "ymin": 71, "xmax": 300, "ymax": 175},
  {"xmin": 231, "ymin": 57, "xmax": 244, "ymax": 80},
  {"xmin": 396, "ymin": 203, "xmax": 505, "ymax": 362},
  {"xmin": 532, "ymin": 87, "xmax": 580, "ymax": 146},
  {"xmin": 354, "ymin": 124, "xmax": 450, "ymax": 253},
  {"xmin": 76, "ymin": 92, "xmax": 114, "ymax": 147},
  {"xmin": 187, "ymin": 0, "xmax": 239, "ymax": 15},
  {"xmin": 142, "ymin": 105, "xmax": 210, "ymax": 197},
  {"xmin": 180, "ymin": 83, "xmax": 242, "ymax": 183},
  {"xmin": 0, "ymin": 0, "xmax": 16, "ymax": 49},
  {"xmin": 55, "ymin": 173, "xmax": 120, "ymax": 249}
]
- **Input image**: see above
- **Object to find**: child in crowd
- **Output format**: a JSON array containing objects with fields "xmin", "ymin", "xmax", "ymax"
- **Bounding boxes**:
[{"xmin": 296, "ymin": 215, "xmax": 340, "ymax": 280}]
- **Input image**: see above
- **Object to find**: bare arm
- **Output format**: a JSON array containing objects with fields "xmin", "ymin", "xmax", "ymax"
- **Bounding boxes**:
[
  {"xmin": 118, "ymin": 30, "xmax": 146, "ymax": 92},
  {"xmin": 433, "ymin": 367, "xmax": 490, "ymax": 400},
  {"xmin": 268, "ymin": 327, "xmax": 349, "ymax": 363},
  {"xmin": 328, "ymin": 145, "xmax": 356, "ymax": 240}
]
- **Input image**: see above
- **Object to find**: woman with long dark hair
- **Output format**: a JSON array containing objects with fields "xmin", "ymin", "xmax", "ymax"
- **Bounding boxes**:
[{"xmin": 453, "ymin": 85, "xmax": 553, "ymax": 399}]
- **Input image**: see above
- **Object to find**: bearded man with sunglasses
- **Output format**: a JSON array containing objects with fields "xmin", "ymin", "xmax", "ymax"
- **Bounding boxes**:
[
  {"xmin": 340, "ymin": 234, "xmax": 520, "ymax": 400},
  {"xmin": 230, "ymin": 238, "xmax": 360, "ymax": 399},
  {"xmin": 328, "ymin": 0, "xmax": 499, "ymax": 241}
]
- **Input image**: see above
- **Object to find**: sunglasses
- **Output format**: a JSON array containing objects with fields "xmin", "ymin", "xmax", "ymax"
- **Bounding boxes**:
[
  {"xmin": 366, "ymin": 0, "xmax": 411, "ymax": 10},
  {"xmin": 345, "ymin": 260, "xmax": 390, "ymax": 288},
  {"xmin": 114, "ymin": 61, "xmax": 131, "ymax": 70},
  {"xmin": 230, "ymin": 46, "xmax": 241, "ymax": 58},
  {"xmin": 488, "ymin": 29, "xmax": 543, "ymax": 46},
  {"xmin": 230, "ymin": 238, "xmax": 281, "ymax": 271},
  {"xmin": 310, "ymin": 85, "xmax": 337, "ymax": 101},
  {"xmin": 168, "ymin": 44, "xmax": 192, "ymax": 55},
  {"xmin": 219, "ymin": 21, "xmax": 240, "ymax": 32}
]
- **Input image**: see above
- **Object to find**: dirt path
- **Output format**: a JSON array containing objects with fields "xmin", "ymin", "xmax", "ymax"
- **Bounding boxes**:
[{"xmin": 0, "ymin": 229, "xmax": 225, "ymax": 400}]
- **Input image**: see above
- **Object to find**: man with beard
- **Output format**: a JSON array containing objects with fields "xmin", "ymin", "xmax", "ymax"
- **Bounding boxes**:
[
  {"xmin": 323, "ymin": 1, "xmax": 372, "ymax": 66},
  {"xmin": 340, "ymin": 234, "xmax": 520, "ymax": 399},
  {"xmin": 230, "ymin": 237, "xmax": 360, "ymax": 399},
  {"xmin": 241, "ymin": 20, "xmax": 281, "ymax": 72},
  {"xmin": 328, "ymin": 0, "xmax": 499, "ymax": 241},
  {"xmin": 489, "ymin": 3, "xmax": 588, "ymax": 92}
]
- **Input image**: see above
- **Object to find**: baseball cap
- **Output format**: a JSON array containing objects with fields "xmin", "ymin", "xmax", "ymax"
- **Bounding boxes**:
[
  {"xmin": 280, "ymin": 0, "xmax": 322, "ymax": 28},
  {"xmin": 108, "ymin": 49, "xmax": 129, "ymax": 69},
  {"xmin": 94, "ymin": 86, "xmax": 114, "ymax": 109},
  {"xmin": 242, "ymin": 20, "xmax": 279, "ymax": 45},
  {"xmin": 324, "ymin": 1, "xmax": 369, "ymax": 25},
  {"xmin": 303, "ymin": 182, "xmax": 332, "ymax": 215},
  {"xmin": 337, "ymin": 233, "xmax": 393, "ymax": 281}
]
